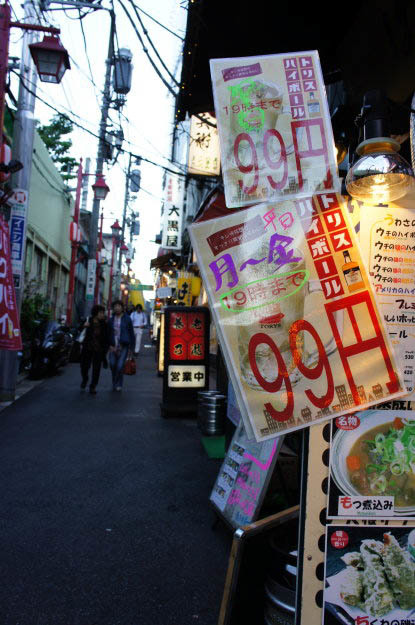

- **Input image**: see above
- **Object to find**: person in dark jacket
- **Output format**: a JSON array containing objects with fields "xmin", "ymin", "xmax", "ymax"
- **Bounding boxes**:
[
  {"xmin": 108, "ymin": 300, "xmax": 135, "ymax": 391},
  {"xmin": 80, "ymin": 304, "xmax": 109, "ymax": 394}
]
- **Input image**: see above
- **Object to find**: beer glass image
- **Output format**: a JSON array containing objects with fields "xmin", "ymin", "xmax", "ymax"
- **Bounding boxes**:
[
  {"xmin": 234, "ymin": 247, "xmax": 340, "ymax": 391},
  {"xmin": 225, "ymin": 77, "xmax": 303, "ymax": 202},
  {"xmin": 226, "ymin": 78, "xmax": 283, "ymax": 187},
  {"xmin": 228, "ymin": 77, "xmax": 283, "ymax": 137}
]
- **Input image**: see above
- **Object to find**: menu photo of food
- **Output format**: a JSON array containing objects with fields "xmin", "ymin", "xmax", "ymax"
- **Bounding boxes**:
[
  {"xmin": 327, "ymin": 409, "xmax": 415, "ymax": 519},
  {"xmin": 323, "ymin": 525, "xmax": 415, "ymax": 625}
]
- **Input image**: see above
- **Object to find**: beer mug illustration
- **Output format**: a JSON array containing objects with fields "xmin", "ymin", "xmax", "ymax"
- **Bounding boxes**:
[
  {"xmin": 228, "ymin": 78, "xmax": 283, "ymax": 137},
  {"xmin": 226, "ymin": 78, "xmax": 300, "ymax": 199},
  {"xmin": 235, "ymin": 253, "xmax": 341, "ymax": 391}
]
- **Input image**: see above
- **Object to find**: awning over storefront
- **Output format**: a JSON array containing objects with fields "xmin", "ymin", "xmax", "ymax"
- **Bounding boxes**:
[{"xmin": 150, "ymin": 251, "xmax": 180, "ymax": 270}]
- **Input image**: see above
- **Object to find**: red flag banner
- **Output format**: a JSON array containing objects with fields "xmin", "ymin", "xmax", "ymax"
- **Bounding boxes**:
[{"xmin": 0, "ymin": 215, "xmax": 22, "ymax": 350}]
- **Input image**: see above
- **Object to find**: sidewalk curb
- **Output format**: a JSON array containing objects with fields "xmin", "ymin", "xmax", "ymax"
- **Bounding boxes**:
[{"xmin": 0, "ymin": 375, "xmax": 44, "ymax": 414}]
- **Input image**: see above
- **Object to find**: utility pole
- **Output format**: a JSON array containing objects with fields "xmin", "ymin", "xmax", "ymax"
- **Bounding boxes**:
[
  {"xmin": 118, "ymin": 151, "xmax": 131, "ymax": 276},
  {"xmin": 85, "ymin": 9, "xmax": 115, "ymax": 316},
  {"xmin": 0, "ymin": 0, "xmax": 38, "ymax": 401}
]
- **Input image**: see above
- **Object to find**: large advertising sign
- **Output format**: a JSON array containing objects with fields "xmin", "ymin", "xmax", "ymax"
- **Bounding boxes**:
[
  {"xmin": 210, "ymin": 51, "xmax": 339, "ymax": 208},
  {"xmin": 0, "ymin": 215, "xmax": 22, "ymax": 350},
  {"xmin": 189, "ymin": 192, "xmax": 405, "ymax": 442}
]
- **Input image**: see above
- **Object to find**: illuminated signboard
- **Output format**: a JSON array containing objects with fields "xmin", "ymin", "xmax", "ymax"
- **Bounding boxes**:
[{"xmin": 188, "ymin": 112, "xmax": 221, "ymax": 177}]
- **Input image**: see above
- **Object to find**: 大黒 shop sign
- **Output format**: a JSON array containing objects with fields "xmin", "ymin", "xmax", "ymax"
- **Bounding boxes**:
[
  {"xmin": 189, "ymin": 193, "xmax": 405, "ymax": 442},
  {"xmin": 161, "ymin": 173, "xmax": 185, "ymax": 251},
  {"xmin": 210, "ymin": 50, "xmax": 339, "ymax": 209}
]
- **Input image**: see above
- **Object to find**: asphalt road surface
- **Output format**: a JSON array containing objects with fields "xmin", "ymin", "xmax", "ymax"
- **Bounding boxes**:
[{"xmin": 0, "ymin": 336, "xmax": 231, "ymax": 625}]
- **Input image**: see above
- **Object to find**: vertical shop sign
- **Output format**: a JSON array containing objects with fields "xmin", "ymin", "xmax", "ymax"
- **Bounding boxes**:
[
  {"xmin": 86, "ymin": 259, "xmax": 97, "ymax": 301},
  {"xmin": 168, "ymin": 309, "xmax": 205, "ymax": 367},
  {"xmin": 188, "ymin": 112, "xmax": 221, "ymax": 176},
  {"xmin": 9, "ymin": 188, "xmax": 28, "ymax": 289},
  {"xmin": 161, "ymin": 173, "xmax": 185, "ymax": 250},
  {"xmin": 210, "ymin": 51, "xmax": 339, "ymax": 208},
  {"xmin": 177, "ymin": 272, "xmax": 192, "ymax": 306},
  {"xmin": 189, "ymin": 192, "xmax": 405, "ymax": 442},
  {"xmin": 161, "ymin": 307, "xmax": 210, "ymax": 416},
  {"xmin": 361, "ymin": 206, "xmax": 415, "ymax": 393},
  {"xmin": 0, "ymin": 215, "xmax": 22, "ymax": 350}
]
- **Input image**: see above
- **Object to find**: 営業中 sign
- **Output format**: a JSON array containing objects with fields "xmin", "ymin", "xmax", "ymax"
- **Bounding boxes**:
[
  {"xmin": 210, "ymin": 51, "xmax": 339, "ymax": 208},
  {"xmin": 189, "ymin": 192, "xmax": 405, "ymax": 442}
]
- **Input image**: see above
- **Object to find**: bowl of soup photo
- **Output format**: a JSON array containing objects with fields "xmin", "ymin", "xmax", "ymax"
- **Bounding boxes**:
[{"xmin": 331, "ymin": 411, "xmax": 415, "ymax": 515}]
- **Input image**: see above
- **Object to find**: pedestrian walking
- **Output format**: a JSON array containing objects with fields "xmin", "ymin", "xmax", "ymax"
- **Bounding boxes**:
[
  {"xmin": 108, "ymin": 300, "xmax": 135, "ymax": 391},
  {"xmin": 130, "ymin": 303, "xmax": 147, "ymax": 356},
  {"xmin": 80, "ymin": 304, "xmax": 109, "ymax": 395}
]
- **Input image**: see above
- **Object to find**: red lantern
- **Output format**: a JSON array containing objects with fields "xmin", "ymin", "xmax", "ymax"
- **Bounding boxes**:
[{"xmin": 69, "ymin": 221, "xmax": 81, "ymax": 243}]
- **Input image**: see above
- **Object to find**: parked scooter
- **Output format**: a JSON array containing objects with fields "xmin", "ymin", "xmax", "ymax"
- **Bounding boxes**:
[{"xmin": 29, "ymin": 319, "xmax": 74, "ymax": 379}]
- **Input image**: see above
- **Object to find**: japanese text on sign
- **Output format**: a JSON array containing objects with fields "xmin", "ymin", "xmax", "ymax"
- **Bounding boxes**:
[
  {"xmin": 189, "ymin": 193, "xmax": 404, "ymax": 442},
  {"xmin": 361, "ymin": 205, "xmax": 415, "ymax": 393},
  {"xmin": 210, "ymin": 51, "xmax": 339, "ymax": 208},
  {"xmin": 0, "ymin": 216, "xmax": 22, "ymax": 350}
]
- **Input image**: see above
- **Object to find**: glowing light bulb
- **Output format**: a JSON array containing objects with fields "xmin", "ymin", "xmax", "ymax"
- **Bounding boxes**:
[{"xmin": 346, "ymin": 150, "xmax": 414, "ymax": 203}]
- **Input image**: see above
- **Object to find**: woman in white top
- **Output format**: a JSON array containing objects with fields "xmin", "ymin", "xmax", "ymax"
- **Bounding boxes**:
[{"xmin": 130, "ymin": 304, "xmax": 147, "ymax": 356}]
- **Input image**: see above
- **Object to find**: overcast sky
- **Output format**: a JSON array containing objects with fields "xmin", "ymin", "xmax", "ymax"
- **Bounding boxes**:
[{"xmin": 8, "ymin": 0, "xmax": 187, "ymax": 294}]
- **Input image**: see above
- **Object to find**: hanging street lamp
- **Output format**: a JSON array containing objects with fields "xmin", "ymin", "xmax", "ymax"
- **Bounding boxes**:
[
  {"xmin": 107, "ymin": 220, "xmax": 122, "ymax": 316},
  {"xmin": 92, "ymin": 175, "xmax": 110, "ymax": 201},
  {"xmin": 28, "ymin": 34, "xmax": 70, "ymax": 84}
]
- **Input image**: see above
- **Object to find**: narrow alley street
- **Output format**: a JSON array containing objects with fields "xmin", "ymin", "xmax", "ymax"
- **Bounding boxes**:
[{"xmin": 0, "ymin": 335, "xmax": 231, "ymax": 625}]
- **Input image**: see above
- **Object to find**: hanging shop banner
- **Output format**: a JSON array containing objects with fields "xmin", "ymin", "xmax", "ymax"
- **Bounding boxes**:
[
  {"xmin": 177, "ymin": 273, "xmax": 192, "ymax": 306},
  {"xmin": 161, "ymin": 172, "xmax": 185, "ymax": 250},
  {"xmin": 323, "ymin": 525, "xmax": 415, "ymax": 625},
  {"xmin": 210, "ymin": 419, "xmax": 282, "ymax": 528},
  {"xmin": 189, "ymin": 192, "xmax": 405, "ymax": 442},
  {"xmin": 0, "ymin": 215, "xmax": 22, "ymax": 350},
  {"xmin": 210, "ymin": 50, "xmax": 339, "ymax": 209},
  {"xmin": 188, "ymin": 112, "xmax": 221, "ymax": 176},
  {"xmin": 361, "ymin": 205, "xmax": 415, "ymax": 393}
]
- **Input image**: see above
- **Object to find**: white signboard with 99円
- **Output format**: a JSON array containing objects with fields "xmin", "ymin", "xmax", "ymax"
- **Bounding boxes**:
[{"xmin": 210, "ymin": 51, "xmax": 339, "ymax": 208}]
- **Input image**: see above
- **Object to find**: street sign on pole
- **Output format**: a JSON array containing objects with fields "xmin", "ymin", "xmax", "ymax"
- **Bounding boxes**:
[
  {"xmin": 9, "ymin": 188, "xmax": 28, "ymax": 289},
  {"xmin": 131, "ymin": 284, "xmax": 153, "ymax": 291},
  {"xmin": 86, "ymin": 259, "xmax": 97, "ymax": 301}
]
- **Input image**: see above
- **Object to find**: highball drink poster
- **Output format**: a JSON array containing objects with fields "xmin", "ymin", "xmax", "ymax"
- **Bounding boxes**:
[
  {"xmin": 210, "ymin": 51, "xmax": 339, "ymax": 208},
  {"xmin": 189, "ymin": 193, "xmax": 405, "ymax": 442}
]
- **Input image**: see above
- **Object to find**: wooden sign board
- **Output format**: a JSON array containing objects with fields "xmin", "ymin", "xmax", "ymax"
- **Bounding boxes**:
[{"xmin": 218, "ymin": 505, "xmax": 299, "ymax": 625}]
